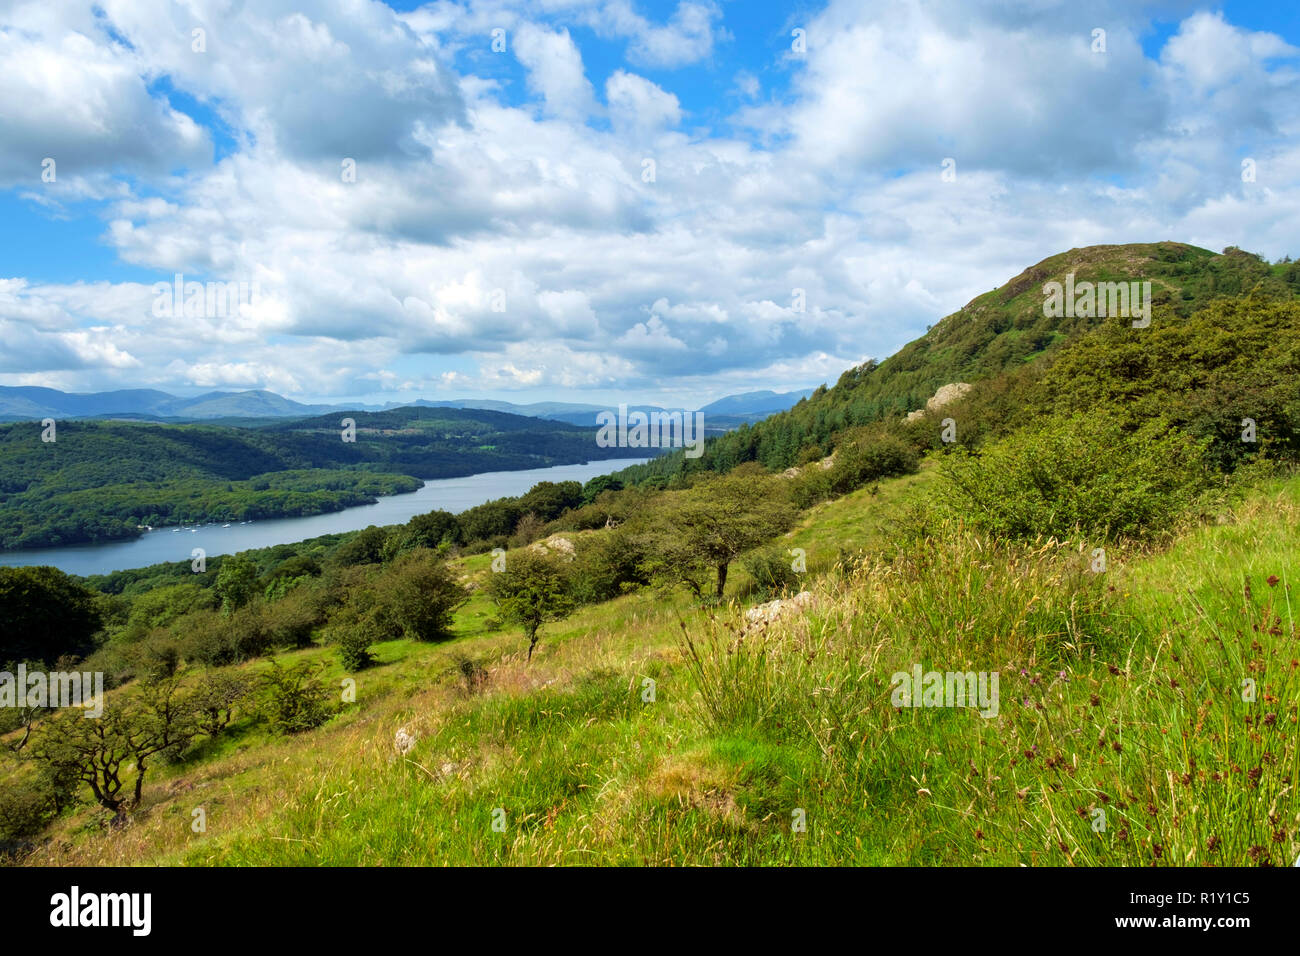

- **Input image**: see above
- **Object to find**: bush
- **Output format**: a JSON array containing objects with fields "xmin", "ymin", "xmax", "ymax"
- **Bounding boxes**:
[
  {"xmin": 374, "ymin": 550, "xmax": 469, "ymax": 642},
  {"xmin": 827, "ymin": 429, "xmax": 920, "ymax": 496},
  {"xmin": 742, "ymin": 546, "xmax": 801, "ymax": 599},
  {"xmin": 132, "ymin": 630, "xmax": 182, "ymax": 682},
  {"xmin": 939, "ymin": 409, "xmax": 1218, "ymax": 541},
  {"xmin": 0, "ymin": 781, "xmax": 55, "ymax": 848},
  {"xmin": 180, "ymin": 606, "xmax": 270, "ymax": 666},
  {"xmin": 259, "ymin": 661, "xmax": 332, "ymax": 735},
  {"xmin": 189, "ymin": 672, "xmax": 255, "ymax": 737},
  {"xmin": 788, "ymin": 467, "xmax": 832, "ymax": 509},
  {"xmin": 260, "ymin": 589, "xmax": 325, "ymax": 649},
  {"xmin": 568, "ymin": 529, "xmax": 648, "ymax": 605},
  {"xmin": 331, "ymin": 622, "xmax": 377, "ymax": 671}
]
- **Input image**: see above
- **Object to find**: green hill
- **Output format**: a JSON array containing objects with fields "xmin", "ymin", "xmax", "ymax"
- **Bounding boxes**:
[
  {"xmin": 0, "ymin": 407, "xmax": 644, "ymax": 550},
  {"xmin": 620, "ymin": 242, "xmax": 1300, "ymax": 479}
]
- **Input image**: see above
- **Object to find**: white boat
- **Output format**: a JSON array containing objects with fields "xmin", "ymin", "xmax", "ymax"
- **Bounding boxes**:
[{"xmin": 222, "ymin": 524, "xmax": 231, "ymax": 528}]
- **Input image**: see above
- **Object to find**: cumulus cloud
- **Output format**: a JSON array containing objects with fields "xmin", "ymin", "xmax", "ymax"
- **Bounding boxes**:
[{"xmin": 1, "ymin": 0, "xmax": 1299, "ymax": 407}]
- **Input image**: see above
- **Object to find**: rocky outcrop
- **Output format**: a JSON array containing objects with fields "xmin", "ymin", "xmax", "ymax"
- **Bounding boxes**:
[
  {"xmin": 529, "ymin": 535, "xmax": 575, "ymax": 558},
  {"xmin": 906, "ymin": 382, "xmax": 972, "ymax": 421}
]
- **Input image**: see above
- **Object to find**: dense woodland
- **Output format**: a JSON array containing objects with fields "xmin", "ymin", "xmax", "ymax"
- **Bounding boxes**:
[{"xmin": 0, "ymin": 407, "xmax": 644, "ymax": 550}]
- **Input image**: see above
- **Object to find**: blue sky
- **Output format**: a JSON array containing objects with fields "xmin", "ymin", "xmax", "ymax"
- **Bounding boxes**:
[{"xmin": 2, "ymin": 0, "xmax": 1298, "ymax": 404}]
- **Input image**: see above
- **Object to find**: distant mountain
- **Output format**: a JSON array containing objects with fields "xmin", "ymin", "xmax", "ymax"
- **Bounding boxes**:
[
  {"xmin": 0, "ymin": 386, "xmax": 338, "ymax": 421},
  {"xmin": 0, "ymin": 387, "xmax": 817, "ymax": 429},
  {"xmin": 699, "ymin": 389, "xmax": 815, "ymax": 416}
]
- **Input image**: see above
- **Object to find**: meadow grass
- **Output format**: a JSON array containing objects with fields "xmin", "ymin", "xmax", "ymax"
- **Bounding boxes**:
[{"xmin": 15, "ymin": 470, "xmax": 1298, "ymax": 866}]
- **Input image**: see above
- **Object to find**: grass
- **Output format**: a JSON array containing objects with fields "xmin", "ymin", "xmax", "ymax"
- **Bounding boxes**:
[{"xmin": 9, "ymin": 468, "xmax": 1299, "ymax": 867}]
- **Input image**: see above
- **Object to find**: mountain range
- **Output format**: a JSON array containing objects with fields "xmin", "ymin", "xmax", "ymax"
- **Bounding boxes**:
[{"xmin": 0, "ymin": 386, "xmax": 814, "ymax": 429}]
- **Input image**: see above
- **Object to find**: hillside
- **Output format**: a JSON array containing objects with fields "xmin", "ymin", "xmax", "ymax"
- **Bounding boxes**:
[
  {"xmin": 0, "ymin": 407, "xmax": 645, "ymax": 550},
  {"xmin": 3, "ymin": 243, "xmax": 1298, "ymax": 869},
  {"xmin": 619, "ymin": 242, "xmax": 1300, "ymax": 479},
  {"xmin": 5, "ymin": 462, "xmax": 1296, "ymax": 866}
]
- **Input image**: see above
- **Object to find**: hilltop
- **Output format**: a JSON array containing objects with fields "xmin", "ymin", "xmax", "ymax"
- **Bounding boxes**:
[{"xmin": 619, "ymin": 242, "xmax": 1300, "ymax": 479}]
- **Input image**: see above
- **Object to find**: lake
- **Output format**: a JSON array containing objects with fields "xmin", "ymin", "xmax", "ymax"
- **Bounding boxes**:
[{"xmin": 0, "ymin": 458, "xmax": 650, "ymax": 577}]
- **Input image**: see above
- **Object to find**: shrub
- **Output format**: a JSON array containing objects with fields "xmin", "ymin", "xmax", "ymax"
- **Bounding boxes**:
[
  {"xmin": 742, "ymin": 546, "xmax": 801, "ymax": 599},
  {"xmin": 0, "ymin": 781, "xmax": 55, "ymax": 848},
  {"xmin": 331, "ymin": 622, "xmax": 377, "ymax": 671},
  {"xmin": 788, "ymin": 467, "xmax": 831, "ymax": 509},
  {"xmin": 939, "ymin": 409, "xmax": 1218, "ymax": 541},
  {"xmin": 189, "ymin": 672, "xmax": 255, "ymax": 737},
  {"xmin": 260, "ymin": 589, "xmax": 325, "ymax": 649},
  {"xmin": 180, "ymin": 606, "xmax": 269, "ymax": 667},
  {"xmin": 374, "ymin": 550, "xmax": 469, "ymax": 642},
  {"xmin": 568, "ymin": 529, "xmax": 648, "ymax": 605},
  {"xmin": 827, "ymin": 429, "xmax": 920, "ymax": 496},
  {"xmin": 259, "ymin": 661, "xmax": 332, "ymax": 735}
]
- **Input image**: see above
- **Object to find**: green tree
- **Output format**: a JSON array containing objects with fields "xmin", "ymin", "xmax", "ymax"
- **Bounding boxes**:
[
  {"xmin": 375, "ymin": 550, "xmax": 469, "ymax": 641},
  {"xmin": 642, "ymin": 466, "xmax": 798, "ymax": 599},
  {"xmin": 487, "ymin": 549, "xmax": 576, "ymax": 661},
  {"xmin": 215, "ymin": 556, "xmax": 259, "ymax": 614},
  {"xmin": 0, "ymin": 566, "xmax": 103, "ymax": 664}
]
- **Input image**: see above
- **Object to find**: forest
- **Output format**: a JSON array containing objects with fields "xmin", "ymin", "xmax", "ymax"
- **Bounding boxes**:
[{"xmin": 0, "ymin": 406, "xmax": 645, "ymax": 550}]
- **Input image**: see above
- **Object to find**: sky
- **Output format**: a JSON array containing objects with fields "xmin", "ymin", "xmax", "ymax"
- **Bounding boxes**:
[{"xmin": 0, "ymin": 0, "xmax": 1297, "ymax": 407}]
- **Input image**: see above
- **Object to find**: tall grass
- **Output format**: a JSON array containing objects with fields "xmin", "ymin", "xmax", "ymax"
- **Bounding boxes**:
[{"xmin": 676, "ymin": 517, "xmax": 1298, "ymax": 865}]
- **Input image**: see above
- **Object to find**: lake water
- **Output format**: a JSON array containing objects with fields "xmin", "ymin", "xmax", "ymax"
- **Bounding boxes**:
[{"xmin": 0, "ymin": 458, "xmax": 650, "ymax": 577}]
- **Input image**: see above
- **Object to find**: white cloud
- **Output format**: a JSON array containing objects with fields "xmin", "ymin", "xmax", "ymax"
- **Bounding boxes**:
[
  {"xmin": 606, "ymin": 69, "xmax": 681, "ymax": 134},
  {"xmin": 2, "ymin": 0, "xmax": 1299, "ymax": 406},
  {"xmin": 513, "ymin": 22, "xmax": 597, "ymax": 120}
]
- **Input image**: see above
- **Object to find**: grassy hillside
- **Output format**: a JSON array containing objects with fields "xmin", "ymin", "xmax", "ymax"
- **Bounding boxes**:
[
  {"xmin": 7, "ymin": 464, "xmax": 1295, "ymax": 866},
  {"xmin": 4, "ymin": 243, "xmax": 1299, "ymax": 868}
]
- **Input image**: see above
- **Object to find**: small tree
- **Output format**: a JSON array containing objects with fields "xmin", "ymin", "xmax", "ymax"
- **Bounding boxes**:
[
  {"xmin": 189, "ymin": 671, "xmax": 254, "ymax": 738},
  {"xmin": 487, "ymin": 549, "xmax": 575, "ymax": 661},
  {"xmin": 259, "ymin": 661, "xmax": 332, "ymax": 735},
  {"xmin": 215, "ymin": 556, "xmax": 260, "ymax": 614},
  {"xmin": 331, "ymin": 620, "xmax": 378, "ymax": 671},
  {"xmin": 30, "ymin": 676, "xmax": 202, "ymax": 813},
  {"xmin": 642, "ymin": 466, "xmax": 798, "ymax": 599},
  {"xmin": 376, "ymin": 550, "xmax": 469, "ymax": 642}
]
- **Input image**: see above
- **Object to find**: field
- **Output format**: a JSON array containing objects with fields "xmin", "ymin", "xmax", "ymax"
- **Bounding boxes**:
[{"xmin": 15, "ymin": 463, "xmax": 1297, "ymax": 867}]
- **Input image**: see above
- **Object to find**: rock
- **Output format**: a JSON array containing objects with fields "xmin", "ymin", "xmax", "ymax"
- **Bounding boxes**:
[
  {"xmin": 906, "ymin": 382, "xmax": 972, "ymax": 420},
  {"xmin": 743, "ymin": 590, "xmax": 814, "ymax": 629},
  {"xmin": 530, "ymin": 535, "xmax": 575, "ymax": 558}
]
